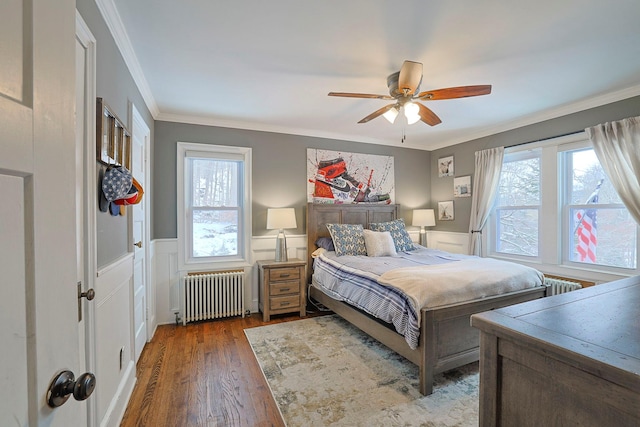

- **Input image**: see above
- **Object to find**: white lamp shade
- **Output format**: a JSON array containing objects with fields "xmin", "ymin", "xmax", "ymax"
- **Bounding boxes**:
[
  {"xmin": 266, "ymin": 208, "xmax": 297, "ymax": 230},
  {"xmin": 404, "ymin": 102, "xmax": 420, "ymax": 125},
  {"xmin": 383, "ymin": 107, "xmax": 399, "ymax": 124},
  {"xmin": 412, "ymin": 209, "xmax": 436, "ymax": 227}
]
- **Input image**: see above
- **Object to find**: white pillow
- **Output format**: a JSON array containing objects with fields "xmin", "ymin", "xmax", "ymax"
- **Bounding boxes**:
[{"xmin": 363, "ymin": 229, "xmax": 397, "ymax": 257}]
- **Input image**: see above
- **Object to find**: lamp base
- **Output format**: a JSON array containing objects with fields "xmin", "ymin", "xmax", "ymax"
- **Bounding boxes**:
[
  {"xmin": 419, "ymin": 228, "xmax": 427, "ymax": 248},
  {"xmin": 275, "ymin": 232, "xmax": 288, "ymax": 262}
]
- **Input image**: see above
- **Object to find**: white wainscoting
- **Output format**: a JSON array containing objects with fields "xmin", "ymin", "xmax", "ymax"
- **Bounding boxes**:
[
  {"xmin": 152, "ymin": 235, "xmax": 308, "ymax": 326},
  {"xmin": 151, "ymin": 233, "xmax": 470, "ymax": 326},
  {"xmin": 425, "ymin": 230, "xmax": 469, "ymax": 254},
  {"xmin": 94, "ymin": 254, "xmax": 137, "ymax": 427},
  {"xmin": 153, "ymin": 239, "xmax": 180, "ymax": 325}
]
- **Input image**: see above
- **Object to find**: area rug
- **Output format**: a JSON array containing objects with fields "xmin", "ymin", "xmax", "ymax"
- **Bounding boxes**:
[{"xmin": 244, "ymin": 315, "xmax": 479, "ymax": 426}]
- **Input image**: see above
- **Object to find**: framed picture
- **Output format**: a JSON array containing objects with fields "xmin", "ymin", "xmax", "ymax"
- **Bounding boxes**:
[
  {"xmin": 454, "ymin": 175, "xmax": 471, "ymax": 197},
  {"xmin": 96, "ymin": 97, "xmax": 132, "ymax": 168},
  {"xmin": 307, "ymin": 148, "xmax": 395, "ymax": 204},
  {"xmin": 438, "ymin": 200, "xmax": 454, "ymax": 221},
  {"xmin": 438, "ymin": 155, "xmax": 454, "ymax": 177}
]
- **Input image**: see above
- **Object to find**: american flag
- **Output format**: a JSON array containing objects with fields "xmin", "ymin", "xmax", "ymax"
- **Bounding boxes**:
[{"xmin": 575, "ymin": 179, "xmax": 604, "ymax": 263}]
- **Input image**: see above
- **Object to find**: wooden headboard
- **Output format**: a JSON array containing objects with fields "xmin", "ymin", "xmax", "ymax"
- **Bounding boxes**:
[{"xmin": 306, "ymin": 202, "xmax": 398, "ymax": 284}]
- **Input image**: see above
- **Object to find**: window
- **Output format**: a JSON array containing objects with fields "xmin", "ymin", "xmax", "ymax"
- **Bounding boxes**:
[
  {"xmin": 494, "ymin": 149, "xmax": 541, "ymax": 258},
  {"xmin": 490, "ymin": 133, "xmax": 639, "ymax": 275},
  {"xmin": 563, "ymin": 148, "xmax": 637, "ymax": 269},
  {"xmin": 177, "ymin": 142, "xmax": 252, "ymax": 269}
]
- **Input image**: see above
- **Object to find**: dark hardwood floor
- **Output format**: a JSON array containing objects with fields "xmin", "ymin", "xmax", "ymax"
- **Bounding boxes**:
[{"xmin": 120, "ymin": 311, "xmax": 327, "ymax": 427}]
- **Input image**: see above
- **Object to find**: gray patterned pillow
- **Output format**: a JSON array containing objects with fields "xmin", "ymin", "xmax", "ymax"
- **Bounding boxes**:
[
  {"xmin": 326, "ymin": 223, "xmax": 367, "ymax": 256},
  {"xmin": 369, "ymin": 218, "xmax": 416, "ymax": 252}
]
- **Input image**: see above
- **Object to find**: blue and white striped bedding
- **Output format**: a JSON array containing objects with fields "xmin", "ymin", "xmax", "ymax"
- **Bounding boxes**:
[
  {"xmin": 312, "ymin": 247, "xmax": 544, "ymax": 349},
  {"xmin": 312, "ymin": 247, "xmax": 467, "ymax": 349}
]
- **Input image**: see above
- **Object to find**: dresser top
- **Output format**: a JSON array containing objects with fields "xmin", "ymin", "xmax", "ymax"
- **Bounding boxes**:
[{"xmin": 472, "ymin": 276, "xmax": 640, "ymax": 378}]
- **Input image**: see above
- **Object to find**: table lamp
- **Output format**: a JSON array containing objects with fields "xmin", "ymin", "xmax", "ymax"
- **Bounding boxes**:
[
  {"xmin": 412, "ymin": 209, "xmax": 436, "ymax": 247},
  {"xmin": 266, "ymin": 208, "xmax": 297, "ymax": 262}
]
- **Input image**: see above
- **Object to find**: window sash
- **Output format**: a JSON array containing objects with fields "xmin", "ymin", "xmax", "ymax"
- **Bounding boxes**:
[
  {"xmin": 187, "ymin": 158, "xmax": 242, "ymax": 208},
  {"xmin": 561, "ymin": 144, "xmax": 637, "ymax": 269},
  {"xmin": 177, "ymin": 142, "xmax": 251, "ymax": 270},
  {"xmin": 492, "ymin": 150, "xmax": 542, "ymax": 260}
]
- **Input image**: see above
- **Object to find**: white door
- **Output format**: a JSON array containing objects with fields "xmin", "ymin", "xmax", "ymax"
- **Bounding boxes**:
[
  {"xmin": 76, "ymin": 12, "xmax": 98, "ymax": 426},
  {"xmin": 131, "ymin": 106, "xmax": 150, "ymax": 362},
  {"xmin": 0, "ymin": 1, "xmax": 85, "ymax": 426}
]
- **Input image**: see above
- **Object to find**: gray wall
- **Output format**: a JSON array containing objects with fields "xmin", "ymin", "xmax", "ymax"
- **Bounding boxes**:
[
  {"xmin": 430, "ymin": 95, "xmax": 640, "ymax": 233},
  {"xmin": 153, "ymin": 121, "xmax": 432, "ymax": 239},
  {"xmin": 77, "ymin": 0, "xmax": 155, "ymax": 268}
]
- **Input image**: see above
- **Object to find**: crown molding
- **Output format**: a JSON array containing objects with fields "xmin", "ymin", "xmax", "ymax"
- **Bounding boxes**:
[
  {"xmin": 159, "ymin": 84, "xmax": 640, "ymax": 152},
  {"xmin": 155, "ymin": 112, "xmax": 407, "ymax": 148},
  {"xmin": 426, "ymin": 84, "xmax": 640, "ymax": 150},
  {"xmin": 94, "ymin": 0, "xmax": 160, "ymax": 118}
]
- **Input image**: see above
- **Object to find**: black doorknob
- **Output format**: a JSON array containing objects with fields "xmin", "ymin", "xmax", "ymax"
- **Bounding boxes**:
[
  {"xmin": 73, "ymin": 372, "xmax": 96, "ymax": 401},
  {"xmin": 47, "ymin": 370, "xmax": 96, "ymax": 408}
]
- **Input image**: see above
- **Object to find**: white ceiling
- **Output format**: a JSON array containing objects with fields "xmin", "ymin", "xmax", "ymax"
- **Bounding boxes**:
[{"xmin": 107, "ymin": 0, "xmax": 640, "ymax": 151}]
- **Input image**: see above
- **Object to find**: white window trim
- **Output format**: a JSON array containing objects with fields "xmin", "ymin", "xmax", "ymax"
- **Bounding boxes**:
[
  {"xmin": 177, "ymin": 142, "xmax": 252, "ymax": 271},
  {"xmin": 486, "ymin": 132, "xmax": 640, "ymax": 283}
]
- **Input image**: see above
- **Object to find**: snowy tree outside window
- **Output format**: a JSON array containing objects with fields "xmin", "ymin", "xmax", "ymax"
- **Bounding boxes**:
[
  {"xmin": 177, "ymin": 142, "xmax": 251, "ymax": 269},
  {"xmin": 489, "ymin": 136, "xmax": 637, "ymax": 272}
]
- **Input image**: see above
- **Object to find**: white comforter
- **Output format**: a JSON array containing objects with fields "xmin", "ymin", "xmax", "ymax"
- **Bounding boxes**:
[
  {"xmin": 313, "ymin": 247, "xmax": 544, "ymax": 348},
  {"xmin": 378, "ymin": 256, "xmax": 544, "ymax": 312}
]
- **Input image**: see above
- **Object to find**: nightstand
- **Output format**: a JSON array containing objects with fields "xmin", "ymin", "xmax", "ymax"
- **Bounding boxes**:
[{"xmin": 257, "ymin": 259, "xmax": 306, "ymax": 322}]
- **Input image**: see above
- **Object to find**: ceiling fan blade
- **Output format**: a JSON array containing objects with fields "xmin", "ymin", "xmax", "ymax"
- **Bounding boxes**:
[
  {"xmin": 358, "ymin": 104, "xmax": 397, "ymax": 124},
  {"xmin": 417, "ymin": 103, "xmax": 442, "ymax": 126},
  {"xmin": 417, "ymin": 85, "xmax": 492, "ymax": 100},
  {"xmin": 397, "ymin": 61, "xmax": 423, "ymax": 96},
  {"xmin": 328, "ymin": 92, "xmax": 394, "ymax": 100}
]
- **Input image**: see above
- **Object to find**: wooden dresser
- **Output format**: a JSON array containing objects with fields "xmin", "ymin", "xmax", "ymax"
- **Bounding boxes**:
[
  {"xmin": 258, "ymin": 259, "xmax": 306, "ymax": 322},
  {"xmin": 471, "ymin": 276, "xmax": 640, "ymax": 427}
]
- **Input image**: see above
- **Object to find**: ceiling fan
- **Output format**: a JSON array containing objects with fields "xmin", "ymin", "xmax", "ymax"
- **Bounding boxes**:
[{"xmin": 328, "ymin": 60, "xmax": 491, "ymax": 126}]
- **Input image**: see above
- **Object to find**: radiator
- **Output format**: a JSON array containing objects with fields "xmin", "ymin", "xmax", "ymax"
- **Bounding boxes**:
[
  {"xmin": 182, "ymin": 270, "xmax": 246, "ymax": 324},
  {"xmin": 544, "ymin": 277, "xmax": 582, "ymax": 296}
]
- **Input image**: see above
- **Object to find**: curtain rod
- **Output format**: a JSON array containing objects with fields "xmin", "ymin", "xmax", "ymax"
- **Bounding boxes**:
[{"xmin": 506, "ymin": 129, "xmax": 585, "ymax": 149}]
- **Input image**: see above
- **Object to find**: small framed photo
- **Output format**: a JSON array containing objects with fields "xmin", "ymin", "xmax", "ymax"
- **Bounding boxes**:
[
  {"xmin": 438, "ymin": 201, "xmax": 454, "ymax": 221},
  {"xmin": 454, "ymin": 175, "xmax": 471, "ymax": 197},
  {"xmin": 438, "ymin": 156, "xmax": 454, "ymax": 177}
]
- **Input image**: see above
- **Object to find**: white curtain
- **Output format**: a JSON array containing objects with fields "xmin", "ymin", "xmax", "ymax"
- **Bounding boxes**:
[
  {"xmin": 468, "ymin": 147, "xmax": 504, "ymax": 256},
  {"xmin": 586, "ymin": 116, "xmax": 640, "ymax": 226}
]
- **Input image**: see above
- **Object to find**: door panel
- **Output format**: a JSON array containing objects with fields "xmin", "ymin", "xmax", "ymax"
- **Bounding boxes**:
[
  {"xmin": 0, "ymin": 0, "xmax": 81, "ymax": 425},
  {"xmin": 132, "ymin": 106, "xmax": 149, "ymax": 362},
  {"xmin": 0, "ymin": 175, "xmax": 28, "ymax": 425},
  {"xmin": 0, "ymin": 3, "xmax": 34, "ymax": 424},
  {"xmin": 0, "ymin": 0, "xmax": 27, "ymax": 101}
]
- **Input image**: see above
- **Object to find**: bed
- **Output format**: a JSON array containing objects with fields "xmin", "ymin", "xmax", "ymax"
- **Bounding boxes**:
[{"xmin": 306, "ymin": 202, "xmax": 547, "ymax": 395}]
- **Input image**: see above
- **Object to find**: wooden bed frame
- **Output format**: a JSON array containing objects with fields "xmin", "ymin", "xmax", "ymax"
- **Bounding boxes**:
[{"xmin": 306, "ymin": 202, "xmax": 547, "ymax": 395}]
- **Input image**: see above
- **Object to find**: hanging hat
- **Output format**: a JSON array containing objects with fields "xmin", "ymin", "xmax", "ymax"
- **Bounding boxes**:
[
  {"xmin": 130, "ymin": 177, "xmax": 144, "ymax": 205},
  {"xmin": 113, "ymin": 184, "xmax": 138, "ymax": 206},
  {"xmin": 98, "ymin": 167, "xmax": 109, "ymax": 213},
  {"xmin": 102, "ymin": 166, "xmax": 133, "ymax": 202},
  {"xmin": 109, "ymin": 200, "xmax": 120, "ymax": 216},
  {"xmin": 113, "ymin": 177, "xmax": 144, "ymax": 206}
]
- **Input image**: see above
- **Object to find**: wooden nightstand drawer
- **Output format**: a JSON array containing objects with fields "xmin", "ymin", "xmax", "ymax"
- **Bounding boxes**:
[
  {"xmin": 269, "ymin": 267, "xmax": 300, "ymax": 282},
  {"xmin": 270, "ymin": 280, "xmax": 299, "ymax": 296},
  {"xmin": 270, "ymin": 295, "xmax": 300, "ymax": 311},
  {"xmin": 258, "ymin": 259, "xmax": 306, "ymax": 322}
]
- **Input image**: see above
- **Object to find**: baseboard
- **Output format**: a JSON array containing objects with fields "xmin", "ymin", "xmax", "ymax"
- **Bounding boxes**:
[{"xmin": 100, "ymin": 360, "xmax": 136, "ymax": 427}]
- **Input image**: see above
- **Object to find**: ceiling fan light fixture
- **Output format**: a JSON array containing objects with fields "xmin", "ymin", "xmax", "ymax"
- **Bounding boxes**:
[
  {"xmin": 404, "ymin": 102, "xmax": 420, "ymax": 125},
  {"xmin": 383, "ymin": 106, "xmax": 399, "ymax": 124}
]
